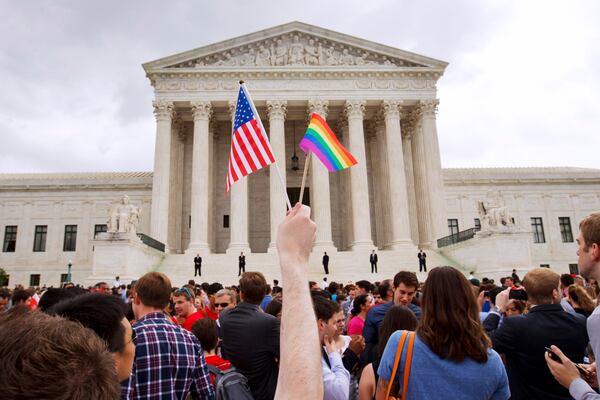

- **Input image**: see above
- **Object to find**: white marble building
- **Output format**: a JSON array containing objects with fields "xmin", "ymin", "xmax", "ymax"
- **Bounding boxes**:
[{"xmin": 1, "ymin": 22, "xmax": 599, "ymax": 286}]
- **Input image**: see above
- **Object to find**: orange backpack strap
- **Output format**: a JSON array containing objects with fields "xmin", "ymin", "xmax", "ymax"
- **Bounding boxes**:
[
  {"xmin": 400, "ymin": 332, "xmax": 416, "ymax": 400},
  {"xmin": 385, "ymin": 331, "xmax": 408, "ymax": 400}
]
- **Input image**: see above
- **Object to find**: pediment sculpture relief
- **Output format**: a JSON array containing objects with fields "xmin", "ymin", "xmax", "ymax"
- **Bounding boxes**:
[{"xmin": 168, "ymin": 33, "xmax": 424, "ymax": 68}]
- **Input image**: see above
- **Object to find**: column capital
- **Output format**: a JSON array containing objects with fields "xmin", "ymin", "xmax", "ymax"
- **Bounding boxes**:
[
  {"xmin": 307, "ymin": 99, "xmax": 329, "ymax": 119},
  {"xmin": 191, "ymin": 101, "xmax": 213, "ymax": 121},
  {"xmin": 266, "ymin": 100, "xmax": 287, "ymax": 121},
  {"xmin": 152, "ymin": 101, "xmax": 174, "ymax": 121},
  {"xmin": 344, "ymin": 100, "xmax": 366, "ymax": 119},
  {"xmin": 381, "ymin": 100, "xmax": 403, "ymax": 119},
  {"xmin": 418, "ymin": 99, "xmax": 439, "ymax": 116}
]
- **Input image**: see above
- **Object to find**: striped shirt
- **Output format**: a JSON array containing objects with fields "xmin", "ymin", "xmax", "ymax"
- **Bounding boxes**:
[{"xmin": 121, "ymin": 312, "xmax": 214, "ymax": 399}]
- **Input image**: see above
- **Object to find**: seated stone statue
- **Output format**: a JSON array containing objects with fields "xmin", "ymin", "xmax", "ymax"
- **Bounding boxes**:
[{"xmin": 107, "ymin": 195, "xmax": 140, "ymax": 235}]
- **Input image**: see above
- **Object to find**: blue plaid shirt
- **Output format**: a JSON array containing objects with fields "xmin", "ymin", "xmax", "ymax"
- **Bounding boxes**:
[{"xmin": 121, "ymin": 312, "xmax": 215, "ymax": 399}]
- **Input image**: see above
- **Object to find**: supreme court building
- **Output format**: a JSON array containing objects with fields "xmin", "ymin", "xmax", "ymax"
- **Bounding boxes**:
[{"xmin": 1, "ymin": 22, "xmax": 599, "ymax": 286}]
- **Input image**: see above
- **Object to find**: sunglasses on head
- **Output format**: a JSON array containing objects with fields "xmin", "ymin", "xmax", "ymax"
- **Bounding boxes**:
[{"xmin": 176, "ymin": 287, "xmax": 194, "ymax": 300}]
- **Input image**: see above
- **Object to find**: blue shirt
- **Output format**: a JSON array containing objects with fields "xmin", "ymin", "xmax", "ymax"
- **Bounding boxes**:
[
  {"xmin": 378, "ymin": 331, "xmax": 510, "ymax": 400},
  {"xmin": 260, "ymin": 295, "xmax": 273, "ymax": 311},
  {"xmin": 362, "ymin": 302, "xmax": 421, "ymax": 346},
  {"xmin": 121, "ymin": 312, "xmax": 215, "ymax": 399}
]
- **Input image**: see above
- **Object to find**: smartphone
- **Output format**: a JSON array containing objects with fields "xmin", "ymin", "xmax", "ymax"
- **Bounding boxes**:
[
  {"xmin": 545, "ymin": 347, "xmax": 561, "ymax": 363},
  {"xmin": 545, "ymin": 347, "xmax": 591, "ymax": 379}
]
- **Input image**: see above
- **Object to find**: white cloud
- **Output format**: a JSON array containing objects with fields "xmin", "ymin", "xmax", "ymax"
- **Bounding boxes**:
[{"xmin": 0, "ymin": 0, "xmax": 598, "ymax": 172}]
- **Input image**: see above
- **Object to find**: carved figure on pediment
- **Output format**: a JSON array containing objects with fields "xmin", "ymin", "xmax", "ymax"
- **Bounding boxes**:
[
  {"xmin": 304, "ymin": 39, "xmax": 321, "ymax": 65},
  {"xmin": 194, "ymin": 59, "xmax": 205, "ymax": 67},
  {"xmin": 340, "ymin": 49, "xmax": 354, "ymax": 65},
  {"xmin": 477, "ymin": 190, "xmax": 514, "ymax": 231},
  {"xmin": 382, "ymin": 57, "xmax": 393, "ymax": 66},
  {"xmin": 256, "ymin": 45, "xmax": 271, "ymax": 66},
  {"xmin": 272, "ymin": 39, "xmax": 288, "ymax": 66},
  {"xmin": 216, "ymin": 52, "xmax": 238, "ymax": 66},
  {"xmin": 324, "ymin": 48, "xmax": 338, "ymax": 65},
  {"xmin": 107, "ymin": 195, "xmax": 141, "ymax": 235},
  {"xmin": 239, "ymin": 49, "xmax": 255, "ymax": 66},
  {"xmin": 289, "ymin": 35, "xmax": 304, "ymax": 65},
  {"xmin": 355, "ymin": 52, "xmax": 367, "ymax": 65}
]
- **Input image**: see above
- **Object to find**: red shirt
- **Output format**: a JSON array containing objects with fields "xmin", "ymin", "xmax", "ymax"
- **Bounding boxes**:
[
  {"xmin": 181, "ymin": 310, "xmax": 204, "ymax": 331},
  {"xmin": 202, "ymin": 307, "xmax": 219, "ymax": 321},
  {"xmin": 205, "ymin": 354, "xmax": 231, "ymax": 385}
]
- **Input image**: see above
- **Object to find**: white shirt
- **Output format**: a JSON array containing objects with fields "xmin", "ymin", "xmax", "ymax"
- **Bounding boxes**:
[{"xmin": 322, "ymin": 350, "xmax": 350, "ymax": 400}]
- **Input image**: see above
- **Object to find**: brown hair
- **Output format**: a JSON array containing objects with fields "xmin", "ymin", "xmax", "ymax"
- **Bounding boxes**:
[
  {"xmin": 134, "ymin": 272, "xmax": 172, "ymax": 309},
  {"xmin": 191, "ymin": 318, "xmax": 219, "ymax": 352},
  {"xmin": 378, "ymin": 305, "xmax": 418, "ymax": 356},
  {"xmin": 239, "ymin": 272, "xmax": 267, "ymax": 304},
  {"xmin": 579, "ymin": 212, "xmax": 600, "ymax": 250},
  {"xmin": 393, "ymin": 271, "xmax": 419, "ymax": 289},
  {"xmin": 568, "ymin": 284, "xmax": 596, "ymax": 315},
  {"xmin": 417, "ymin": 266, "xmax": 490, "ymax": 363},
  {"xmin": 505, "ymin": 299, "xmax": 527, "ymax": 314},
  {"xmin": 0, "ymin": 308, "xmax": 120, "ymax": 399},
  {"xmin": 522, "ymin": 268, "xmax": 560, "ymax": 305}
]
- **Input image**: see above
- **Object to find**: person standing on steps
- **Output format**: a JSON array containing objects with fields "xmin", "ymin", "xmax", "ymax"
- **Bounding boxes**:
[
  {"xmin": 193, "ymin": 254, "xmax": 202, "ymax": 277},
  {"xmin": 370, "ymin": 250, "xmax": 378, "ymax": 274},
  {"xmin": 238, "ymin": 252, "xmax": 246, "ymax": 276},
  {"xmin": 322, "ymin": 252, "xmax": 330, "ymax": 275},
  {"xmin": 418, "ymin": 249, "xmax": 427, "ymax": 272}
]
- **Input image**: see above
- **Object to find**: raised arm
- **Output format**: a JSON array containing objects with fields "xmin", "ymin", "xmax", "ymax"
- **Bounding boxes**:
[{"xmin": 275, "ymin": 203, "xmax": 323, "ymax": 400}]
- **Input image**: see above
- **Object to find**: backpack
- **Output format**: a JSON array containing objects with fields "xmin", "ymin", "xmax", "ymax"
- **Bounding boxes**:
[{"xmin": 206, "ymin": 364, "xmax": 254, "ymax": 400}]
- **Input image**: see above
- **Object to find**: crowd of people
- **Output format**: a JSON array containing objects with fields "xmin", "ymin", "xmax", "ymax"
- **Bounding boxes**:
[{"xmin": 1, "ymin": 207, "xmax": 600, "ymax": 400}]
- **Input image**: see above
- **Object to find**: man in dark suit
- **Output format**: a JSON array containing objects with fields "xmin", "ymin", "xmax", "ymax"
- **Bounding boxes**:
[
  {"xmin": 193, "ymin": 254, "xmax": 202, "ymax": 277},
  {"xmin": 369, "ymin": 250, "xmax": 378, "ymax": 273},
  {"xmin": 489, "ymin": 268, "xmax": 588, "ymax": 400},
  {"xmin": 220, "ymin": 272, "xmax": 280, "ymax": 400},
  {"xmin": 417, "ymin": 249, "xmax": 427, "ymax": 272},
  {"xmin": 238, "ymin": 252, "xmax": 246, "ymax": 276},
  {"xmin": 322, "ymin": 252, "xmax": 329, "ymax": 274}
]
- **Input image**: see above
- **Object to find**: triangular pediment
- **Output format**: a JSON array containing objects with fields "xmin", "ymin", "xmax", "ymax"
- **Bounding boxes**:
[{"xmin": 144, "ymin": 21, "xmax": 447, "ymax": 72}]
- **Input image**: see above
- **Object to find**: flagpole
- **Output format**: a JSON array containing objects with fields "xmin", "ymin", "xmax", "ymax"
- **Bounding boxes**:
[
  {"xmin": 240, "ymin": 81, "xmax": 292, "ymax": 211},
  {"xmin": 299, "ymin": 152, "xmax": 311, "ymax": 205}
]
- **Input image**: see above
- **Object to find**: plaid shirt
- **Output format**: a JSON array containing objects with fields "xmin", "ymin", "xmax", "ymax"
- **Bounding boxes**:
[{"xmin": 121, "ymin": 312, "xmax": 214, "ymax": 399}]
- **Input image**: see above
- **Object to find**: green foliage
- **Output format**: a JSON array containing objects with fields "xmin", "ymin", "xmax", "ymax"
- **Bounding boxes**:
[{"xmin": 0, "ymin": 267, "xmax": 7, "ymax": 286}]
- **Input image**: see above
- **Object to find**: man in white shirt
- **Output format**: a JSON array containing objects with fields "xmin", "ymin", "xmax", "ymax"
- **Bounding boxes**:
[
  {"xmin": 546, "ymin": 212, "xmax": 600, "ymax": 399},
  {"xmin": 313, "ymin": 294, "xmax": 350, "ymax": 400}
]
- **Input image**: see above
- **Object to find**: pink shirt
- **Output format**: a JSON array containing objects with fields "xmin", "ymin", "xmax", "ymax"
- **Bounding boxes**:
[{"xmin": 347, "ymin": 315, "xmax": 365, "ymax": 335}]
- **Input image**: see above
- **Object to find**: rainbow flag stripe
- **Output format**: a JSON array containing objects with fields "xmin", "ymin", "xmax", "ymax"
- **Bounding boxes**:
[{"xmin": 299, "ymin": 113, "xmax": 358, "ymax": 172}]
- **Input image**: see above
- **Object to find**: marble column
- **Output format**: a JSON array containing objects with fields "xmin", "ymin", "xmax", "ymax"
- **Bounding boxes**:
[
  {"xmin": 308, "ymin": 100, "xmax": 336, "ymax": 250},
  {"xmin": 337, "ymin": 119, "xmax": 352, "ymax": 250},
  {"xmin": 208, "ymin": 120, "xmax": 218, "ymax": 252},
  {"xmin": 345, "ymin": 100, "xmax": 373, "ymax": 249},
  {"xmin": 420, "ymin": 99, "xmax": 447, "ymax": 243},
  {"xmin": 401, "ymin": 116, "xmax": 420, "ymax": 245},
  {"xmin": 150, "ymin": 101, "xmax": 174, "ymax": 245},
  {"xmin": 382, "ymin": 100, "xmax": 413, "ymax": 248},
  {"xmin": 226, "ymin": 101, "xmax": 250, "ymax": 254},
  {"xmin": 188, "ymin": 101, "xmax": 212, "ymax": 253},
  {"xmin": 266, "ymin": 100, "xmax": 287, "ymax": 252},
  {"xmin": 374, "ymin": 115, "xmax": 391, "ymax": 248},
  {"xmin": 168, "ymin": 115, "xmax": 185, "ymax": 253},
  {"xmin": 411, "ymin": 106, "xmax": 432, "ymax": 248}
]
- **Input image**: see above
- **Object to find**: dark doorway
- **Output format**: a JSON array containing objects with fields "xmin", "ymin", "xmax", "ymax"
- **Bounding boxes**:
[{"xmin": 287, "ymin": 187, "xmax": 310, "ymax": 206}]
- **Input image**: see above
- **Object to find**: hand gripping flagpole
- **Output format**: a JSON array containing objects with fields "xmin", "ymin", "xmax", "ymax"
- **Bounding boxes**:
[{"xmin": 240, "ymin": 81, "xmax": 292, "ymax": 211}]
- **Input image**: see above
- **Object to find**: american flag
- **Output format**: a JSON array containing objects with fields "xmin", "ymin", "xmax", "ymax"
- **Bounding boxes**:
[{"xmin": 226, "ymin": 85, "xmax": 275, "ymax": 192}]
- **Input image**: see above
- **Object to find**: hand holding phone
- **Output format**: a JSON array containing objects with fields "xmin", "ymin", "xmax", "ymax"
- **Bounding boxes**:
[{"xmin": 545, "ymin": 347, "xmax": 591, "ymax": 379}]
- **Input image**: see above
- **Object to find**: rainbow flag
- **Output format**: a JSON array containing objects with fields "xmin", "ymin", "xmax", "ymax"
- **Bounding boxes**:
[{"xmin": 299, "ymin": 113, "xmax": 358, "ymax": 172}]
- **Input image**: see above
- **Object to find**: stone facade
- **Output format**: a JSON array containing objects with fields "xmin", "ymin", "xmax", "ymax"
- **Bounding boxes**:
[{"xmin": 1, "ymin": 22, "xmax": 599, "ymax": 286}]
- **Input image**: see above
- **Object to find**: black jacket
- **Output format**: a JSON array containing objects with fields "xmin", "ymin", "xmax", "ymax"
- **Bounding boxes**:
[
  {"xmin": 219, "ymin": 302, "xmax": 280, "ymax": 400},
  {"xmin": 490, "ymin": 303, "xmax": 588, "ymax": 400}
]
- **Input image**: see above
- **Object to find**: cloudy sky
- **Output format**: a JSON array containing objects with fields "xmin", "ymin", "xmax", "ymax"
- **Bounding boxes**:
[{"xmin": 1, "ymin": 0, "xmax": 598, "ymax": 173}]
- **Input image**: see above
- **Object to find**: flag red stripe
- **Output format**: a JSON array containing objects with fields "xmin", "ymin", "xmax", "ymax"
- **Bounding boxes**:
[
  {"xmin": 252, "ymin": 120, "xmax": 275, "ymax": 163},
  {"xmin": 242, "ymin": 124, "xmax": 268, "ymax": 167},
  {"xmin": 231, "ymin": 144, "xmax": 248, "ymax": 177},
  {"xmin": 234, "ymin": 129, "xmax": 258, "ymax": 172}
]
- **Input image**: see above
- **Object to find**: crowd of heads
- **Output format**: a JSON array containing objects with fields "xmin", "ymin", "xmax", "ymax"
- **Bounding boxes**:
[{"xmin": 1, "ymin": 211, "xmax": 600, "ymax": 399}]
